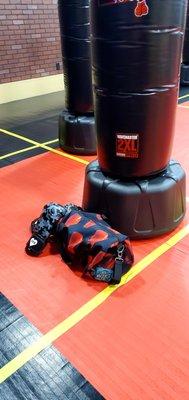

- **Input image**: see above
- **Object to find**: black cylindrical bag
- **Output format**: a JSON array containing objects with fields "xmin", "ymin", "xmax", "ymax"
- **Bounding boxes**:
[
  {"xmin": 91, "ymin": 0, "xmax": 187, "ymax": 178},
  {"xmin": 58, "ymin": 0, "xmax": 93, "ymax": 115}
]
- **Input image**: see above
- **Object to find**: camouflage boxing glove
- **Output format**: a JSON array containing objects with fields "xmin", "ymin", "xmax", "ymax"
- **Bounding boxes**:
[{"xmin": 25, "ymin": 202, "xmax": 80, "ymax": 256}]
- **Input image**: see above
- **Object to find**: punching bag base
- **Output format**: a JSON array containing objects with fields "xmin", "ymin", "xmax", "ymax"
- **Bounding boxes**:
[
  {"xmin": 180, "ymin": 63, "xmax": 189, "ymax": 86},
  {"xmin": 82, "ymin": 160, "xmax": 186, "ymax": 239},
  {"xmin": 59, "ymin": 110, "xmax": 96, "ymax": 155}
]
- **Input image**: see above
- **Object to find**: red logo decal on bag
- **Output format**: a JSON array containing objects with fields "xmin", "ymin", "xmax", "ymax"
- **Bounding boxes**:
[
  {"xmin": 99, "ymin": 0, "xmax": 149, "ymax": 17},
  {"xmin": 116, "ymin": 134, "xmax": 139, "ymax": 158}
]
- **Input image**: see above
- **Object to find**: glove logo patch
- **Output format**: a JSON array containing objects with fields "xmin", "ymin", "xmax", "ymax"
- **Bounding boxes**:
[
  {"xmin": 99, "ymin": 0, "xmax": 149, "ymax": 18},
  {"xmin": 30, "ymin": 238, "xmax": 38, "ymax": 246}
]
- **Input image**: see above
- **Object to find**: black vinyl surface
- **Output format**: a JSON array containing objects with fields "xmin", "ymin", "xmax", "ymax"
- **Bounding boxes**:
[
  {"xmin": 0, "ymin": 88, "xmax": 189, "ymax": 168},
  {"xmin": 0, "ymin": 92, "xmax": 65, "ymax": 130},
  {"xmin": 0, "ymin": 92, "xmax": 64, "ymax": 168},
  {"xmin": 0, "ymin": 293, "xmax": 104, "ymax": 400},
  {"xmin": 0, "ymin": 133, "xmax": 31, "ymax": 157},
  {"xmin": 91, "ymin": 0, "xmax": 187, "ymax": 178},
  {"xmin": 58, "ymin": 0, "xmax": 93, "ymax": 114}
]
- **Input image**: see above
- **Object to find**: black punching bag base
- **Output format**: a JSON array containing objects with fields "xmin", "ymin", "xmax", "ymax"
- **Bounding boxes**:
[
  {"xmin": 82, "ymin": 160, "xmax": 186, "ymax": 239},
  {"xmin": 180, "ymin": 63, "xmax": 189, "ymax": 86},
  {"xmin": 59, "ymin": 110, "xmax": 96, "ymax": 155}
]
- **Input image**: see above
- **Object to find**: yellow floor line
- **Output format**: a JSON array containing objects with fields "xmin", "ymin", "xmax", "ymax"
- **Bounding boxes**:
[
  {"xmin": 178, "ymin": 93, "xmax": 189, "ymax": 101},
  {"xmin": 0, "ymin": 145, "xmax": 39, "ymax": 160},
  {"xmin": 0, "ymin": 129, "xmax": 89, "ymax": 166},
  {"xmin": 45, "ymin": 139, "xmax": 59, "ymax": 145},
  {"xmin": 0, "ymin": 139, "xmax": 59, "ymax": 161},
  {"xmin": 1, "ymin": 223, "xmax": 189, "ymax": 384}
]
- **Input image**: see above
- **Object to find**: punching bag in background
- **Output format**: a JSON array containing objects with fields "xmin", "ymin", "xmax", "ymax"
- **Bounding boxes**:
[
  {"xmin": 181, "ymin": 5, "xmax": 189, "ymax": 85},
  {"xmin": 58, "ymin": 0, "xmax": 96, "ymax": 155},
  {"xmin": 83, "ymin": 0, "xmax": 187, "ymax": 238}
]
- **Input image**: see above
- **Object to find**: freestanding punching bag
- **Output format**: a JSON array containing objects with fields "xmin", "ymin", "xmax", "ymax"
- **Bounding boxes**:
[
  {"xmin": 58, "ymin": 0, "xmax": 96, "ymax": 155},
  {"xmin": 83, "ymin": 0, "xmax": 187, "ymax": 238},
  {"xmin": 181, "ymin": 5, "xmax": 189, "ymax": 85}
]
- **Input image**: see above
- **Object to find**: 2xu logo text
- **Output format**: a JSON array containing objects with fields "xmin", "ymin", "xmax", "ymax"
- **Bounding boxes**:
[{"xmin": 116, "ymin": 134, "xmax": 139, "ymax": 159}]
